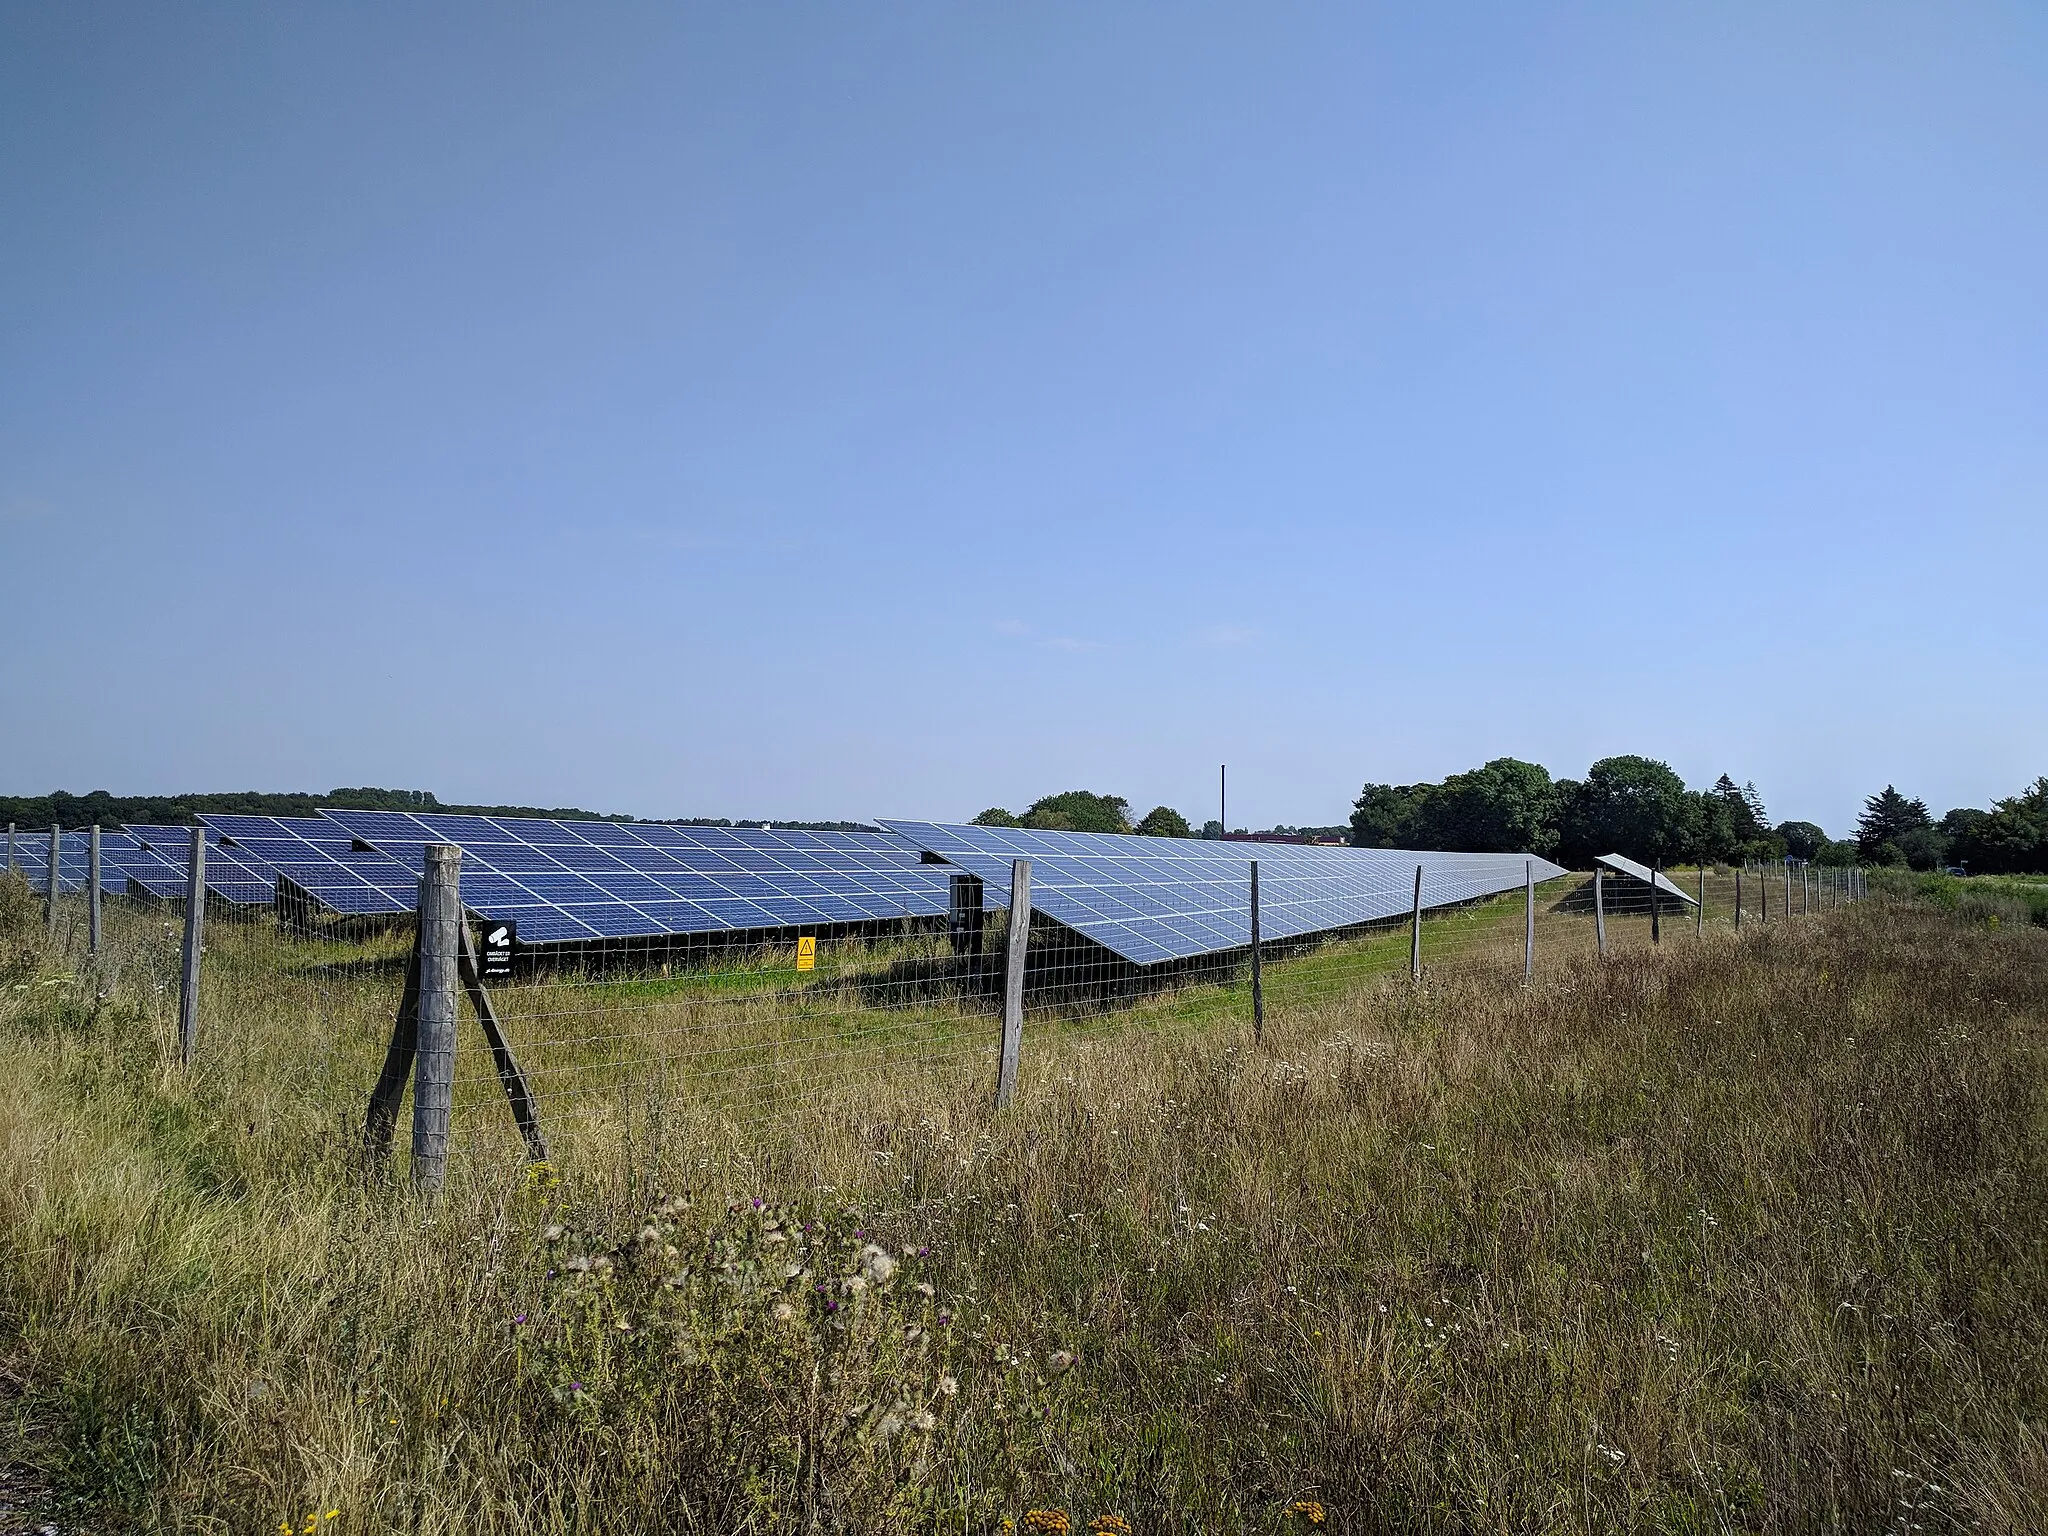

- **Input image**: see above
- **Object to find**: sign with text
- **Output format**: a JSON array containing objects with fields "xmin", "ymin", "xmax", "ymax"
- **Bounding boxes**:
[
  {"xmin": 479, "ymin": 920, "xmax": 516, "ymax": 980},
  {"xmin": 796, "ymin": 935, "xmax": 816, "ymax": 972}
]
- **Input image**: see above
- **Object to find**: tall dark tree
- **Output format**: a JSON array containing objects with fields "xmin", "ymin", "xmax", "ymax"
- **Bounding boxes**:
[
  {"xmin": 1347, "ymin": 784, "xmax": 1430, "ymax": 848},
  {"xmin": 1958, "ymin": 779, "xmax": 2048, "ymax": 875},
  {"xmin": 1776, "ymin": 821, "xmax": 1828, "ymax": 861},
  {"xmin": 1856, "ymin": 786, "xmax": 1932, "ymax": 864},
  {"xmin": 1411, "ymin": 758, "xmax": 1556, "ymax": 854},
  {"xmin": 1555, "ymin": 756, "xmax": 1697, "ymax": 866},
  {"xmin": 1134, "ymin": 806, "xmax": 1192, "ymax": 837},
  {"xmin": 1021, "ymin": 791, "xmax": 1131, "ymax": 834}
]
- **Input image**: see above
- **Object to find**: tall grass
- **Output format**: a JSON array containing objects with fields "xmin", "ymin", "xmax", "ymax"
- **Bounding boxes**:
[{"xmin": 0, "ymin": 871, "xmax": 2043, "ymax": 1532}]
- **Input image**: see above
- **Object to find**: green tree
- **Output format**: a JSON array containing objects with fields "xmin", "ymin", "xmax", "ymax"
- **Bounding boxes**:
[
  {"xmin": 1856, "ymin": 786, "xmax": 1932, "ymax": 863},
  {"xmin": 1898, "ymin": 825, "xmax": 1947, "ymax": 872},
  {"xmin": 1347, "ymin": 783, "xmax": 1430, "ymax": 847},
  {"xmin": 1134, "ymin": 806, "xmax": 1192, "ymax": 838},
  {"xmin": 1959, "ymin": 778, "xmax": 2048, "ymax": 874},
  {"xmin": 1411, "ymin": 757, "xmax": 1556, "ymax": 854},
  {"xmin": 1021, "ymin": 791, "xmax": 1131, "ymax": 834},
  {"xmin": 969, "ymin": 807, "xmax": 1021, "ymax": 828},
  {"xmin": 1555, "ymin": 756, "xmax": 1697, "ymax": 866},
  {"xmin": 1776, "ymin": 821, "xmax": 1828, "ymax": 861}
]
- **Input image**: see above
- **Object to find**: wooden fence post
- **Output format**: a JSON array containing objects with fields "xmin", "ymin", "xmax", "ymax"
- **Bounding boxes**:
[
  {"xmin": 88, "ymin": 825, "xmax": 102, "ymax": 956},
  {"xmin": 1523, "ymin": 859, "xmax": 1535, "ymax": 980},
  {"xmin": 994, "ymin": 860, "xmax": 1031, "ymax": 1108},
  {"xmin": 1650, "ymin": 861, "xmax": 1662, "ymax": 945},
  {"xmin": 6, "ymin": 822, "xmax": 15, "ymax": 872},
  {"xmin": 411, "ymin": 844, "xmax": 462, "ymax": 1193},
  {"xmin": 178, "ymin": 827, "xmax": 206, "ymax": 1067},
  {"xmin": 1784, "ymin": 863, "xmax": 1793, "ymax": 920},
  {"xmin": 1735, "ymin": 867, "xmax": 1742, "ymax": 931},
  {"xmin": 1410, "ymin": 864, "xmax": 1424, "ymax": 980},
  {"xmin": 1696, "ymin": 864, "xmax": 1706, "ymax": 937},
  {"xmin": 45, "ymin": 824, "xmax": 61, "ymax": 938},
  {"xmin": 1594, "ymin": 867, "xmax": 1606, "ymax": 956},
  {"xmin": 1249, "ymin": 861, "xmax": 1264, "ymax": 1042}
]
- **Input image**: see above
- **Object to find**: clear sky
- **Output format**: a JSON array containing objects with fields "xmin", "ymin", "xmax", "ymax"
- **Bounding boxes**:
[{"xmin": 3, "ymin": 4, "xmax": 2043, "ymax": 836}]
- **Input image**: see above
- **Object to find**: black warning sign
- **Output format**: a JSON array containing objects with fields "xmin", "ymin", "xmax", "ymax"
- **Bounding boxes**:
[{"xmin": 479, "ymin": 920, "xmax": 516, "ymax": 980}]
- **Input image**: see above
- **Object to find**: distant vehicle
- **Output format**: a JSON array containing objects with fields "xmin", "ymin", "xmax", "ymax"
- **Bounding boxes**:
[{"xmin": 1945, "ymin": 866, "xmax": 1969, "ymax": 877}]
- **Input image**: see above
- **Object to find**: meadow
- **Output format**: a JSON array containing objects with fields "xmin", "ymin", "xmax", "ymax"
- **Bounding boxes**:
[{"xmin": 0, "ymin": 869, "xmax": 2043, "ymax": 1533}]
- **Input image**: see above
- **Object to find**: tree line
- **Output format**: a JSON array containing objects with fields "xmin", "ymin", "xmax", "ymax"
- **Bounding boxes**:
[
  {"xmin": 0, "ymin": 787, "xmax": 870, "ymax": 834},
  {"xmin": 1853, "ymin": 778, "xmax": 2048, "ymax": 874}
]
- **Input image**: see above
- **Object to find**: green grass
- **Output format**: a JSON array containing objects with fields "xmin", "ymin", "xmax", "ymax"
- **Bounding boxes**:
[{"xmin": 1, "ymin": 871, "xmax": 2043, "ymax": 1532}]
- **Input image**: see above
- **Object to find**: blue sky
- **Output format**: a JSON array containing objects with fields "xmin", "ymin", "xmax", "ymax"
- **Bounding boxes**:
[{"xmin": 3, "ymin": 4, "xmax": 2043, "ymax": 836}]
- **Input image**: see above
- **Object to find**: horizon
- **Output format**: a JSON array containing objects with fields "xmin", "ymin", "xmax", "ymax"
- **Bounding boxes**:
[{"xmin": 4, "ymin": 7, "xmax": 2043, "ymax": 836}]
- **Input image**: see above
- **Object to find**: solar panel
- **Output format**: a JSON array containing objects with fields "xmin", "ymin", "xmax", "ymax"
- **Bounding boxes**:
[
  {"xmin": 881, "ymin": 821, "xmax": 1570, "ymax": 966},
  {"xmin": 318, "ymin": 811, "xmax": 953, "ymax": 945},
  {"xmin": 1593, "ymin": 853, "xmax": 1699, "ymax": 905},
  {"xmin": 0, "ymin": 830, "xmax": 140, "ymax": 893},
  {"xmin": 198, "ymin": 815, "xmax": 417, "ymax": 916},
  {"xmin": 120, "ymin": 825, "xmax": 278, "ymax": 905}
]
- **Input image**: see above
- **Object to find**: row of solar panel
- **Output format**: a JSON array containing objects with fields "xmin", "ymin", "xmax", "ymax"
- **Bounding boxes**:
[{"xmin": 5, "ymin": 812, "xmax": 1565, "ymax": 966}]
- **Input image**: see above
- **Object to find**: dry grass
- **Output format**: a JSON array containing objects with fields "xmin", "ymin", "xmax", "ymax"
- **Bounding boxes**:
[{"xmin": 0, "ymin": 871, "xmax": 2044, "ymax": 1533}]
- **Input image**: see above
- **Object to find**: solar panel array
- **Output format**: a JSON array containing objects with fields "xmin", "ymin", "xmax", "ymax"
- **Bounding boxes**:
[
  {"xmin": 119, "ymin": 825, "xmax": 279, "ymax": 904},
  {"xmin": 322, "ymin": 810, "xmax": 954, "ymax": 945},
  {"xmin": 199, "ymin": 814, "xmax": 418, "ymax": 916},
  {"xmin": 2, "ymin": 829, "xmax": 141, "ymax": 893},
  {"xmin": 1594, "ymin": 853, "xmax": 1700, "ymax": 905},
  {"xmin": 882, "ymin": 820, "xmax": 1570, "ymax": 966}
]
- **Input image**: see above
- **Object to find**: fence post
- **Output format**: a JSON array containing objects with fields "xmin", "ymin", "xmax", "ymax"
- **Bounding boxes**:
[
  {"xmin": 1410, "ymin": 864, "xmax": 1424, "ymax": 979},
  {"xmin": 1735, "ymin": 868, "xmax": 1743, "ymax": 930},
  {"xmin": 1784, "ymin": 863, "xmax": 1792, "ymax": 920},
  {"xmin": 411, "ymin": 844, "xmax": 462, "ymax": 1193},
  {"xmin": 1523, "ymin": 859, "xmax": 1535, "ymax": 980},
  {"xmin": 178, "ymin": 827, "xmax": 206, "ymax": 1068},
  {"xmin": 1696, "ymin": 863, "xmax": 1705, "ymax": 937},
  {"xmin": 1650, "ymin": 861, "xmax": 1662, "ymax": 944},
  {"xmin": 46, "ymin": 824, "xmax": 61, "ymax": 937},
  {"xmin": 1761, "ymin": 865, "xmax": 1769, "ymax": 922},
  {"xmin": 1802, "ymin": 864, "xmax": 1810, "ymax": 915},
  {"xmin": 1594, "ymin": 868, "xmax": 1607, "ymax": 956},
  {"xmin": 1249, "ymin": 861, "xmax": 1263, "ymax": 1043},
  {"xmin": 6, "ymin": 821, "xmax": 15, "ymax": 872},
  {"xmin": 994, "ymin": 859, "xmax": 1031, "ymax": 1109},
  {"xmin": 88, "ymin": 825, "xmax": 102, "ymax": 956}
]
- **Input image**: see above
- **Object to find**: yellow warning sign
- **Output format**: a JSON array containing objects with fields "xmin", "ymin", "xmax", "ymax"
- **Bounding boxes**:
[{"xmin": 796, "ymin": 936, "xmax": 816, "ymax": 971}]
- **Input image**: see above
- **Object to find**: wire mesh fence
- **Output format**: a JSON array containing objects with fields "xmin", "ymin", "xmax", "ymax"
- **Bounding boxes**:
[{"xmin": 4, "ymin": 825, "xmax": 1871, "ymax": 1188}]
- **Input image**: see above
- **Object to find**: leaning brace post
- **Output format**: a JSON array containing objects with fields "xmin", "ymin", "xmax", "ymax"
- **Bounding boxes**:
[
  {"xmin": 1650, "ymin": 861, "xmax": 1662, "ymax": 945},
  {"xmin": 362, "ymin": 911, "xmax": 424, "ymax": 1167},
  {"xmin": 1523, "ymin": 859, "xmax": 1535, "ymax": 980},
  {"xmin": 994, "ymin": 859, "xmax": 1031, "ymax": 1108},
  {"xmin": 1594, "ymin": 868, "xmax": 1607, "ymax": 957},
  {"xmin": 457, "ymin": 921, "xmax": 550, "ymax": 1163},
  {"xmin": 411, "ymin": 844, "xmax": 462, "ymax": 1193},
  {"xmin": 46, "ymin": 824, "xmax": 60, "ymax": 937},
  {"xmin": 1249, "ymin": 861, "xmax": 1264, "ymax": 1042},
  {"xmin": 1696, "ymin": 863, "xmax": 1705, "ymax": 938},
  {"xmin": 178, "ymin": 827, "xmax": 206, "ymax": 1067},
  {"xmin": 1410, "ymin": 864, "xmax": 1424, "ymax": 980},
  {"xmin": 88, "ymin": 825, "xmax": 102, "ymax": 955}
]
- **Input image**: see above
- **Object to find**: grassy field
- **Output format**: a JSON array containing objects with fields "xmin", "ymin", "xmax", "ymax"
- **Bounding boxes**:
[{"xmin": 1, "ymin": 872, "xmax": 2044, "ymax": 1533}]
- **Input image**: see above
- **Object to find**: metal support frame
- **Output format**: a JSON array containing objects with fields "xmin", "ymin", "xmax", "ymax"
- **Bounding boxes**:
[{"xmin": 1594, "ymin": 868, "xmax": 1606, "ymax": 957}]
